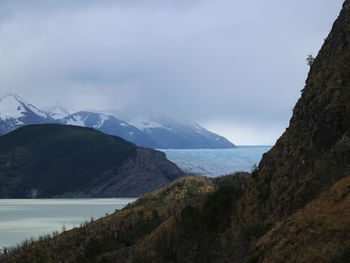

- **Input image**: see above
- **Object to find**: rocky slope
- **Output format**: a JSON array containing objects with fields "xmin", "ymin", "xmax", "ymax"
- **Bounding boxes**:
[
  {"xmin": 247, "ymin": 0, "xmax": 350, "ymax": 221},
  {"xmin": 255, "ymin": 174, "xmax": 350, "ymax": 263},
  {"xmin": 1, "ymin": 0, "xmax": 350, "ymax": 262},
  {"xmin": 0, "ymin": 124, "xmax": 185, "ymax": 198}
]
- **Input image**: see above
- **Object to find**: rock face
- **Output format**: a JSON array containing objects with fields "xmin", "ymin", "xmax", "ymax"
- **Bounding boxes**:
[
  {"xmin": 250, "ymin": 0, "xmax": 350, "ymax": 221},
  {"xmin": 77, "ymin": 148, "xmax": 186, "ymax": 197},
  {"xmin": 0, "ymin": 124, "xmax": 185, "ymax": 198}
]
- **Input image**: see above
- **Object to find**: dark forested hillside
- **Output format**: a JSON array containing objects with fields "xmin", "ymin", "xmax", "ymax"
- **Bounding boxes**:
[{"xmin": 0, "ymin": 124, "xmax": 185, "ymax": 198}]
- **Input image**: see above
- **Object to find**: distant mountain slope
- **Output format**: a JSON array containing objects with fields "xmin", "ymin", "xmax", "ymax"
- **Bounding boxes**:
[
  {"xmin": 60, "ymin": 111, "xmax": 235, "ymax": 149},
  {"xmin": 0, "ymin": 124, "xmax": 185, "ymax": 198},
  {"xmin": 0, "ymin": 94, "xmax": 235, "ymax": 149},
  {"xmin": 42, "ymin": 103, "xmax": 71, "ymax": 120},
  {"xmin": 128, "ymin": 114, "xmax": 235, "ymax": 149},
  {"xmin": 60, "ymin": 111, "xmax": 156, "ymax": 148},
  {"xmin": 0, "ymin": 94, "xmax": 53, "ymax": 134}
]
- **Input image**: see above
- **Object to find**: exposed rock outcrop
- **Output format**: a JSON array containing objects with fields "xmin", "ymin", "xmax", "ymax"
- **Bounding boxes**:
[{"xmin": 76, "ymin": 148, "xmax": 185, "ymax": 197}]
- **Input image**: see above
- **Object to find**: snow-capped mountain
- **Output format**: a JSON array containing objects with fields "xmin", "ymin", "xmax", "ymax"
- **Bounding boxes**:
[
  {"xmin": 59, "ymin": 112, "xmax": 235, "ymax": 148},
  {"xmin": 42, "ymin": 103, "xmax": 71, "ymax": 120},
  {"xmin": 0, "ymin": 94, "xmax": 53, "ymax": 135},
  {"xmin": 127, "ymin": 114, "xmax": 235, "ymax": 149},
  {"xmin": 59, "ymin": 111, "xmax": 156, "ymax": 147},
  {"xmin": 0, "ymin": 94, "xmax": 235, "ymax": 149}
]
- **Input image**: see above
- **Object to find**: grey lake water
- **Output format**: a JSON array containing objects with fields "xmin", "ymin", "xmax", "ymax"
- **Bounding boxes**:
[
  {"xmin": 0, "ymin": 146, "xmax": 271, "ymax": 250},
  {"xmin": 160, "ymin": 146, "xmax": 271, "ymax": 177},
  {"xmin": 0, "ymin": 198, "xmax": 136, "ymax": 249}
]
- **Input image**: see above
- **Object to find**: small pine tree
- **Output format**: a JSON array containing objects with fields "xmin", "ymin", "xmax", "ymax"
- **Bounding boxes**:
[
  {"xmin": 251, "ymin": 164, "xmax": 258, "ymax": 179},
  {"xmin": 62, "ymin": 223, "xmax": 66, "ymax": 233},
  {"xmin": 306, "ymin": 54, "xmax": 315, "ymax": 67}
]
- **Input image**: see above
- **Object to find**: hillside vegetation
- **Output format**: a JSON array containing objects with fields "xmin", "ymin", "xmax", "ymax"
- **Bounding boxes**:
[
  {"xmin": 256, "ymin": 174, "xmax": 350, "ymax": 263},
  {"xmin": 0, "ymin": 174, "xmax": 248, "ymax": 263}
]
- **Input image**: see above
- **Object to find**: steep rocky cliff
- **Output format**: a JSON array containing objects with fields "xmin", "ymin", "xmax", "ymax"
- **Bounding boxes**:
[{"xmin": 246, "ymin": 0, "xmax": 350, "ymax": 222}]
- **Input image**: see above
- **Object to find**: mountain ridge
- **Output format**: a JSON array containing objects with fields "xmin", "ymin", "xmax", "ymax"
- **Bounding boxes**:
[
  {"xmin": 0, "ymin": 94, "xmax": 235, "ymax": 149},
  {"xmin": 60, "ymin": 111, "xmax": 157, "ymax": 148},
  {"xmin": 0, "ymin": 94, "xmax": 53, "ymax": 135}
]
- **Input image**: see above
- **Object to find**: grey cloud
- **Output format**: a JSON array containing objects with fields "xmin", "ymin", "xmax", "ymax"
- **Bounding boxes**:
[{"xmin": 0, "ymin": 0, "xmax": 344, "ymax": 144}]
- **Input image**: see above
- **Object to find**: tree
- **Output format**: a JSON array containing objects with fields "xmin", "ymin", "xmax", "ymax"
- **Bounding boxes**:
[
  {"xmin": 306, "ymin": 54, "xmax": 315, "ymax": 67},
  {"xmin": 251, "ymin": 164, "xmax": 258, "ymax": 179}
]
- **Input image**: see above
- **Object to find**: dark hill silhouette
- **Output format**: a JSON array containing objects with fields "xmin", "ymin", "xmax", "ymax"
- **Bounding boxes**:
[{"xmin": 0, "ymin": 124, "xmax": 185, "ymax": 198}]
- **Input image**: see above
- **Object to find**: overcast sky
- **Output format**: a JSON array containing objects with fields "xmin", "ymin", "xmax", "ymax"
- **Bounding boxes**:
[{"xmin": 0, "ymin": 0, "xmax": 344, "ymax": 144}]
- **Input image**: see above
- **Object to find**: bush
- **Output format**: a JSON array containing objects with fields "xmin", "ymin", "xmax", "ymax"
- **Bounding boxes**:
[
  {"xmin": 243, "ymin": 223, "xmax": 274, "ymax": 241},
  {"xmin": 245, "ymin": 250, "xmax": 264, "ymax": 263}
]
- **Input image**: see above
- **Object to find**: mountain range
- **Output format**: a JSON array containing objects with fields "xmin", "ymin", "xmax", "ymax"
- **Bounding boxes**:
[
  {"xmin": 0, "ymin": 94, "xmax": 235, "ymax": 149},
  {"xmin": 2, "ymin": 1, "xmax": 349, "ymax": 262}
]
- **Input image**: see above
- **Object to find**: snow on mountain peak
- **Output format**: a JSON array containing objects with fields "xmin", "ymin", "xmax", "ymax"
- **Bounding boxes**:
[
  {"xmin": 0, "ymin": 93, "xmax": 50, "ymax": 121},
  {"xmin": 93, "ymin": 113, "xmax": 110, "ymax": 129},
  {"xmin": 0, "ymin": 95, "xmax": 235, "ymax": 148},
  {"xmin": 66, "ymin": 114, "xmax": 85, "ymax": 126},
  {"xmin": 26, "ymin": 104, "xmax": 49, "ymax": 119},
  {"xmin": 43, "ymin": 103, "xmax": 71, "ymax": 120},
  {"xmin": 128, "ymin": 116, "xmax": 166, "ymax": 130},
  {"xmin": 0, "ymin": 94, "xmax": 26, "ymax": 121},
  {"xmin": 64, "ymin": 111, "xmax": 111, "ymax": 128},
  {"xmin": 2, "ymin": 93, "xmax": 24, "ymax": 100}
]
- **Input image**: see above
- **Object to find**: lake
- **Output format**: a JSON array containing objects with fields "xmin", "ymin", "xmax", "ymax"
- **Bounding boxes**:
[
  {"xmin": 0, "ymin": 146, "xmax": 271, "ymax": 250},
  {"xmin": 0, "ymin": 198, "xmax": 136, "ymax": 249},
  {"xmin": 160, "ymin": 146, "xmax": 271, "ymax": 177}
]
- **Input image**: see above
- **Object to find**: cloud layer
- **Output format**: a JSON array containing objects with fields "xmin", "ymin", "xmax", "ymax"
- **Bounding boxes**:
[{"xmin": 0, "ymin": 0, "xmax": 344, "ymax": 144}]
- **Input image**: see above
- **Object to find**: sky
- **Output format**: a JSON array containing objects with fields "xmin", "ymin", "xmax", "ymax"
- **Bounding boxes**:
[{"xmin": 0, "ymin": 0, "xmax": 344, "ymax": 145}]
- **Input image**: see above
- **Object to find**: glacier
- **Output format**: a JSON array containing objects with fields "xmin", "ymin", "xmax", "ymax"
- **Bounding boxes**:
[{"xmin": 160, "ymin": 146, "xmax": 271, "ymax": 177}]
